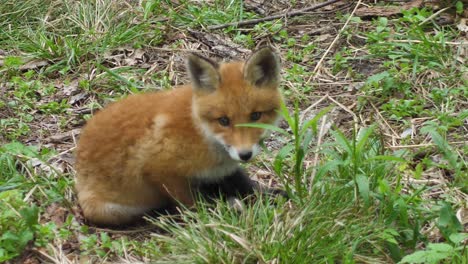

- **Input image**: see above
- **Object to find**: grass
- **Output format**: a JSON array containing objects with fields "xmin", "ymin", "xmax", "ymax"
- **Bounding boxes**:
[{"xmin": 0, "ymin": 0, "xmax": 467, "ymax": 263}]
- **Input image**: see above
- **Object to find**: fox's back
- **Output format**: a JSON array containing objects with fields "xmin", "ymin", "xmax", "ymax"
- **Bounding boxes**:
[{"xmin": 75, "ymin": 87, "xmax": 220, "ymax": 180}]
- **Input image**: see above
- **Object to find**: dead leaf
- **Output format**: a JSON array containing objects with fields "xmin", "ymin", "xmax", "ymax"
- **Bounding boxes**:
[
  {"xmin": 19, "ymin": 59, "xmax": 49, "ymax": 71},
  {"xmin": 44, "ymin": 203, "xmax": 69, "ymax": 226},
  {"xmin": 188, "ymin": 29, "xmax": 250, "ymax": 59},
  {"xmin": 46, "ymin": 129, "xmax": 80, "ymax": 143},
  {"xmin": 62, "ymin": 80, "xmax": 80, "ymax": 96},
  {"xmin": 69, "ymin": 92, "xmax": 89, "ymax": 105},
  {"xmin": 104, "ymin": 48, "xmax": 150, "ymax": 68},
  {"xmin": 244, "ymin": 0, "xmax": 267, "ymax": 15},
  {"xmin": 401, "ymin": 127, "xmax": 414, "ymax": 138},
  {"xmin": 315, "ymin": 33, "xmax": 333, "ymax": 43},
  {"xmin": 355, "ymin": 0, "xmax": 423, "ymax": 17},
  {"xmin": 457, "ymin": 18, "xmax": 468, "ymax": 33},
  {"xmin": 22, "ymin": 257, "xmax": 40, "ymax": 264}
]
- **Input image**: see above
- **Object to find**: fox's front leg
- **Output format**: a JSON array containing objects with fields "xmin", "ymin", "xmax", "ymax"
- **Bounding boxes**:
[
  {"xmin": 197, "ymin": 168, "xmax": 287, "ymax": 199},
  {"xmin": 224, "ymin": 168, "xmax": 288, "ymax": 198}
]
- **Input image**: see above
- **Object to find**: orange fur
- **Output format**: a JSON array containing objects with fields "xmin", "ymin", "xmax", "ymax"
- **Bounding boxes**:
[{"xmin": 75, "ymin": 48, "xmax": 282, "ymax": 226}]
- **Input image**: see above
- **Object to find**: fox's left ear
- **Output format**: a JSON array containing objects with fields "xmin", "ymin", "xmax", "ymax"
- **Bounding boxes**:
[
  {"xmin": 187, "ymin": 53, "xmax": 220, "ymax": 93},
  {"xmin": 244, "ymin": 47, "xmax": 281, "ymax": 88}
]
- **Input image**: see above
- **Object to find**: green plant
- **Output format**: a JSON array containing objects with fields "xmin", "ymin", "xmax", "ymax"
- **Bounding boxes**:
[
  {"xmin": 422, "ymin": 126, "xmax": 467, "ymax": 189},
  {"xmin": 0, "ymin": 116, "xmax": 32, "ymax": 140},
  {"xmin": 163, "ymin": 0, "xmax": 256, "ymax": 29},
  {"xmin": 382, "ymin": 99, "xmax": 426, "ymax": 120},
  {"xmin": 0, "ymin": 191, "xmax": 39, "ymax": 262},
  {"xmin": 0, "ymin": 143, "xmax": 39, "ymax": 261},
  {"xmin": 283, "ymin": 64, "xmax": 314, "ymax": 97},
  {"xmin": 399, "ymin": 233, "xmax": 467, "ymax": 264},
  {"xmin": 331, "ymin": 48, "xmax": 352, "ymax": 74},
  {"xmin": 239, "ymin": 102, "xmax": 330, "ymax": 202},
  {"xmin": 38, "ymin": 100, "xmax": 71, "ymax": 114},
  {"xmin": 455, "ymin": 1, "xmax": 464, "ymax": 14},
  {"xmin": 149, "ymin": 185, "xmax": 390, "ymax": 263},
  {"xmin": 0, "ymin": 142, "xmax": 75, "ymax": 261}
]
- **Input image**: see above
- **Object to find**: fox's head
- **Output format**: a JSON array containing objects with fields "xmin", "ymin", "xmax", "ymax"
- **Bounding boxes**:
[{"xmin": 187, "ymin": 47, "xmax": 282, "ymax": 162}]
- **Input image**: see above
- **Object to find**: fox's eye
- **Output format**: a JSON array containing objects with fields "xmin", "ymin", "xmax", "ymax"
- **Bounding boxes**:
[
  {"xmin": 218, "ymin": 116, "xmax": 230, "ymax": 127},
  {"xmin": 250, "ymin": 112, "xmax": 262, "ymax": 121}
]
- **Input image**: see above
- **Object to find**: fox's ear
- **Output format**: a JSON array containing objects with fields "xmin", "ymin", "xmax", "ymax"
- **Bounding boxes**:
[
  {"xmin": 187, "ymin": 53, "xmax": 220, "ymax": 93},
  {"xmin": 244, "ymin": 47, "xmax": 280, "ymax": 88}
]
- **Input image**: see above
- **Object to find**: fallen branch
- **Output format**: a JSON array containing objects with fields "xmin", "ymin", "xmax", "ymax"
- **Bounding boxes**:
[
  {"xmin": 355, "ymin": 0, "xmax": 423, "ymax": 17},
  {"xmin": 208, "ymin": 0, "xmax": 343, "ymax": 30},
  {"xmin": 388, "ymin": 141, "xmax": 467, "ymax": 149}
]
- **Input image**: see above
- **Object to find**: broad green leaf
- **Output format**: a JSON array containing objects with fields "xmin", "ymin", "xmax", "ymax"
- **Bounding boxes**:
[
  {"xmin": 456, "ymin": 1, "xmax": 464, "ymax": 14},
  {"xmin": 426, "ymin": 243, "xmax": 453, "ymax": 252},
  {"xmin": 356, "ymin": 174, "xmax": 370, "ymax": 205},
  {"xmin": 3, "ymin": 56, "xmax": 23, "ymax": 68},
  {"xmin": 331, "ymin": 130, "xmax": 352, "ymax": 154},
  {"xmin": 356, "ymin": 126, "xmax": 375, "ymax": 154},
  {"xmin": 314, "ymin": 160, "xmax": 343, "ymax": 182},
  {"xmin": 301, "ymin": 129, "xmax": 314, "ymax": 151},
  {"xmin": 437, "ymin": 203, "xmax": 463, "ymax": 239},
  {"xmin": 414, "ymin": 162, "xmax": 423, "ymax": 179},
  {"xmin": 366, "ymin": 71, "xmax": 390, "ymax": 84},
  {"xmin": 425, "ymin": 130, "xmax": 459, "ymax": 172},
  {"xmin": 2, "ymin": 141, "xmax": 38, "ymax": 157},
  {"xmin": 396, "ymin": 198, "xmax": 409, "ymax": 226},
  {"xmin": 381, "ymin": 228, "xmax": 399, "ymax": 244},
  {"xmin": 378, "ymin": 179, "xmax": 390, "ymax": 195},
  {"xmin": 448, "ymin": 232, "xmax": 468, "ymax": 244},
  {"xmin": 19, "ymin": 205, "xmax": 39, "ymax": 228},
  {"xmin": 273, "ymin": 145, "xmax": 294, "ymax": 176},
  {"xmin": 399, "ymin": 249, "xmax": 449, "ymax": 264}
]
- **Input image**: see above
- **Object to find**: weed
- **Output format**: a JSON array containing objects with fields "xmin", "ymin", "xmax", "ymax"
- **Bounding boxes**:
[
  {"xmin": 164, "ymin": 0, "xmax": 256, "ymax": 28},
  {"xmin": 150, "ymin": 190, "xmax": 388, "ymax": 263},
  {"xmin": 239, "ymin": 102, "xmax": 330, "ymax": 202},
  {"xmin": 0, "ymin": 191, "xmax": 39, "ymax": 261},
  {"xmin": 0, "ymin": 143, "xmax": 46, "ymax": 261},
  {"xmin": 401, "ymin": 243, "xmax": 467, "ymax": 263},
  {"xmin": 422, "ymin": 126, "xmax": 467, "ymax": 189}
]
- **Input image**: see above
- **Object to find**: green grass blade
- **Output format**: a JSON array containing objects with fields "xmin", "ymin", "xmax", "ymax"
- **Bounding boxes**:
[{"xmin": 237, "ymin": 123, "xmax": 289, "ymax": 136}]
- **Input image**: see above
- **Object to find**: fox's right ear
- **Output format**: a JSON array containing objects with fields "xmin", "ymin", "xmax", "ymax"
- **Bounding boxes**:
[
  {"xmin": 187, "ymin": 54, "xmax": 220, "ymax": 93},
  {"xmin": 244, "ymin": 47, "xmax": 281, "ymax": 88}
]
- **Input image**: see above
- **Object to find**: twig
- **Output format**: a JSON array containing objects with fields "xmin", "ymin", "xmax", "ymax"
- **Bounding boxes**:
[
  {"xmin": 409, "ymin": 178, "xmax": 445, "ymax": 184},
  {"xmin": 93, "ymin": 225, "xmax": 156, "ymax": 234},
  {"xmin": 208, "ymin": 0, "xmax": 343, "ymax": 30},
  {"xmin": 34, "ymin": 249, "xmax": 58, "ymax": 264},
  {"xmin": 306, "ymin": 0, "xmax": 362, "ymax": 84},
  {"xmin": 326, "ymin": 95, "xmax": 359, "ymax": 125},
  {"xmin": 309, "ymin": 112, "xmax": 330, "ymax": 187},
  {"xmin": 370, "ymin": 101, "xmax": 399, "ymax": 138},
  {"xmin": 388, "ymin": 141, "xmax": 467, "ymax": 149},
  {"xmin": 419, "ymin": 7, "xmax": 450, "ymax": 26},
  {"xmin": 306, "ymin": 81, "xmax": 365, "ymax": 86},
  {"xmin": 382, "ymin": 39, "xmax": 468, "ymax": 46},
  {"xmin": 299, "ymin": 94, "xmax": 328, "ymax": 123}
]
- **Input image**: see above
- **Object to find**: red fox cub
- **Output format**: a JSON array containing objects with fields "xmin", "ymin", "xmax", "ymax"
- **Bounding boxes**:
[{"xmin": 75, "ymin": 47, "xmax": 284, "ymax": 226}]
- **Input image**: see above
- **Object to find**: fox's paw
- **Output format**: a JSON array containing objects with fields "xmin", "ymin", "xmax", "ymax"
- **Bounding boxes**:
[
  {"xmin": 266, "ymin": 188, "xmax": 289, "ymax": 200},
  {"xmin": 227, "ymin": 197, "xmax": 245, "ymax": 213}
]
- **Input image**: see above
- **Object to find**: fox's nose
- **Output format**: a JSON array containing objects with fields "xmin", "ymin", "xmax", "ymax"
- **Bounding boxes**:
[{"xmin": 238, "ymin": 151, "xmax": 253, "ymax": 161}]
